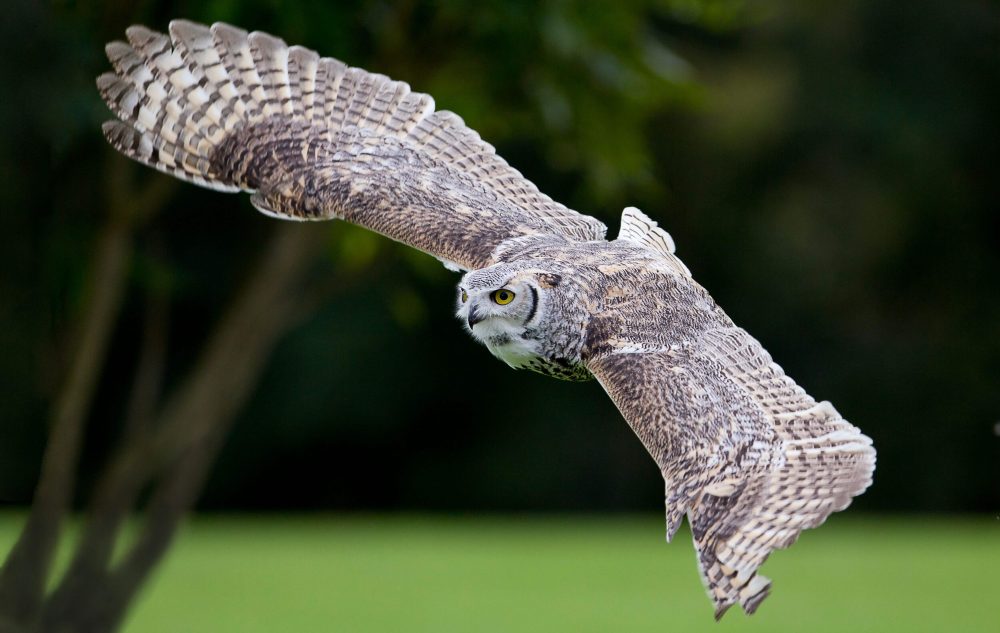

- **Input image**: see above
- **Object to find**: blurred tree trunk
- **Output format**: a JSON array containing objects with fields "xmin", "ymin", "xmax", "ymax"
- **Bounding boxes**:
[
  {"xmin": 0, "ymin": 218, "xmax": 131, "ymax": 631},
  {"xmin": 0, "ymin": 161, "xmax": 328, "ymax": 633},
  {"xmin": 0, "ymin": 158, "xmax": 173, "ymax": 631}
]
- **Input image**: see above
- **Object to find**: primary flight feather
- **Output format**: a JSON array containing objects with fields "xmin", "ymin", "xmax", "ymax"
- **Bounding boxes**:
[{"xmin": 97, "ymin": 19, "xmax": 876, "ymax": 618}]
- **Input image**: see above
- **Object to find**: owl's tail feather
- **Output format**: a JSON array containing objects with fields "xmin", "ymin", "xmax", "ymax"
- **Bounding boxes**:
[{"xmin": 97, "ymin": 20, "xmax": 445, "ymax": 194}]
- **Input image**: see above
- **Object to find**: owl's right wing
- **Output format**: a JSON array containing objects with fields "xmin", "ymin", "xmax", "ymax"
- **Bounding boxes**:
[
  {"xmin": 587, "ymin": 326, "xmax": 875, "ymax": 619},
  {"xmin": 98, "ymin": 20, "xmax": 607, "ymax": 271}
]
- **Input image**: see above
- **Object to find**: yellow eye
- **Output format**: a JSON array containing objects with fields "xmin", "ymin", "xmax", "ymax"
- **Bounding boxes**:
[
  {"xmin": 461, "ymin": 290, "xmax": 468, "ymax": 303},
  {"xmin": 492, "ymin": 289, "xmax": 515, "ymax": 305}
]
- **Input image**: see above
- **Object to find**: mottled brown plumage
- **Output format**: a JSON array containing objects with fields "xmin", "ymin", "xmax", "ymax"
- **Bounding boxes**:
[{"xmin": 97, "ymin": 19, "xmax": 876, "ymax": 618}]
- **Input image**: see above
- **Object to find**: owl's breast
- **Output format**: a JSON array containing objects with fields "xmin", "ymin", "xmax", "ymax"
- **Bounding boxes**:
[
  {"xmin": 476, "ymin": 323, "xmax": 592, "ymax": 382},
  {"xmin": 521, "ymin": 355, "xmax": 593, "ymax": 381}
]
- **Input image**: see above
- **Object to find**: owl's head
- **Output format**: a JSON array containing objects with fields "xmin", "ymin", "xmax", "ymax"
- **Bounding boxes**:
[{"xmin": 456, "ymin": 265, "xmax": 563, "ymax": 341}]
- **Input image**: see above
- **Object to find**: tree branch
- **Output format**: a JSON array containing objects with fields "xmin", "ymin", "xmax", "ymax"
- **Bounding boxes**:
[
  {"xmin": 0, "ymin": 218, "xmax": 131, "ymax": 627},
  {"xmin": 121, "ymin": 262, "xmax": 169, "ymax": 441},
  {"xmin": 0, "ymin": 158, "xmax": 174, "ymax": 631},
  {"xmin": 39, "ymin": 223, "xmax": 327, "ymax": 633}
]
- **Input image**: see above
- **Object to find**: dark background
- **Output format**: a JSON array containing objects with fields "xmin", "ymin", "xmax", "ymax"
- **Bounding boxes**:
[{"xmin": 1, "ymin": 0, "xmax": 997, "ymax": 514}]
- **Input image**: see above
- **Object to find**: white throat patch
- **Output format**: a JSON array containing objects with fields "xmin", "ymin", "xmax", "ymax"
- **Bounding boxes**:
[{"xmin": 469, "ymin": 319, "xmax": 540, "ymax": 369}]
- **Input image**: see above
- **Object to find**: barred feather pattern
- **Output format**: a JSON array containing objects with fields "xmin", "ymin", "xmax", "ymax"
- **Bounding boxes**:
[
  {"xmin": 98, "ymin": 19, "xmax": 606, "ymax": 269},
  {"xmin": 98, "ymin": 20, "xmax": 877, "ymax": 620},
  {"xmin": 589, "ymin": 324, "xmax": 875, "ymax": 619}
]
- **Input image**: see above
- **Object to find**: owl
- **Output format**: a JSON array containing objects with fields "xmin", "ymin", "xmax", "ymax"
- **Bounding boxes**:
[{"xmin": 97, "ymin": 20, "xmax": 876, "ymax": 618}]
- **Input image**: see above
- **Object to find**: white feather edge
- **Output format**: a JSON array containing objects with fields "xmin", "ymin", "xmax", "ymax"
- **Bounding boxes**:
[{"xmin": 616, "ymin": 206, "xmax": 691, "ymax": 277}]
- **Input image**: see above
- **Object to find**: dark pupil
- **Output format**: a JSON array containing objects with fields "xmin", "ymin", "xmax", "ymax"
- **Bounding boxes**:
[{"xmin": 499, "ymin": 291, "xmax": 508, "ymax": 301}]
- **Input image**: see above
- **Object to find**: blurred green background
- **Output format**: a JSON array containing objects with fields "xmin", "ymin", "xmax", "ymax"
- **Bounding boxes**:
[
  {"xmin": 2, "ymin": 514, "xmax": 998, "ymax": 632},
  {"xmin": 1, "ymin": 0, "xmax": 998, "ymax": 629}
]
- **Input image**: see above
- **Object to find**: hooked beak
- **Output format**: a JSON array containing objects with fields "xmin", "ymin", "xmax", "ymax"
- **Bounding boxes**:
[{"xmin": 467, "ymin": 304, "xmax": 484, "ymax": 329}]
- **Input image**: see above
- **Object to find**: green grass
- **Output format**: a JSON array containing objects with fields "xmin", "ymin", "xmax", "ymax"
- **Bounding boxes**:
[{"xmin": 1, "ymin": 514, "xmax": 997, "ymax": 632}]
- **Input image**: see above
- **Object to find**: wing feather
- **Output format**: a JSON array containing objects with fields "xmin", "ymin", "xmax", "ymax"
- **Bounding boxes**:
[
  {"xmin": 98, "ymin": 20, "xmax": 606, "ymax": 270},
  {"xmin": 588, "ymin": 325, "xmax": 875, "ymax": 618}
]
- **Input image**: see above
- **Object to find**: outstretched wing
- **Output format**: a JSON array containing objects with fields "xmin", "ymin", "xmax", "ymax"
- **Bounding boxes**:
[
  {"xmin": 97, "ymin": 20, "xmax": 606, "ymax": 270},
  {"xmin": 587, "ymin": 325, "xmax": 875, "ymax": 619}
]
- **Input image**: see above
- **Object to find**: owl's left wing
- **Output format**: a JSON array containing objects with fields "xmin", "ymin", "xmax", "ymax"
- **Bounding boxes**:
[
  {"xmin": 586, "ymin": 326, "xmax": 875, "ymax": 619},
  {"xmin": 97, "ymin": 20, "xmax": 607, "ymax": 272}
]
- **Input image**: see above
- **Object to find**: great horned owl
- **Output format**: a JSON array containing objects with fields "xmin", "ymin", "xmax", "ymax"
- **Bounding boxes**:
[{"xmin": 97, "ymin": 20, "xmax": 876, "ymax": 618}]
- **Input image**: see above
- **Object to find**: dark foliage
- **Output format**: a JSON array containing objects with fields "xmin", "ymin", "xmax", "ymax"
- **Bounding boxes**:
[{"xmin": 1, "ymin": 0, "xmax": 997, "ymax": 518}]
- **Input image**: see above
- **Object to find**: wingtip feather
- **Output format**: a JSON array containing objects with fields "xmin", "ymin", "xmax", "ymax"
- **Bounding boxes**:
[{"xmin": 125, "ymin": 24, "xmax": 159, "ymax": 48}]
